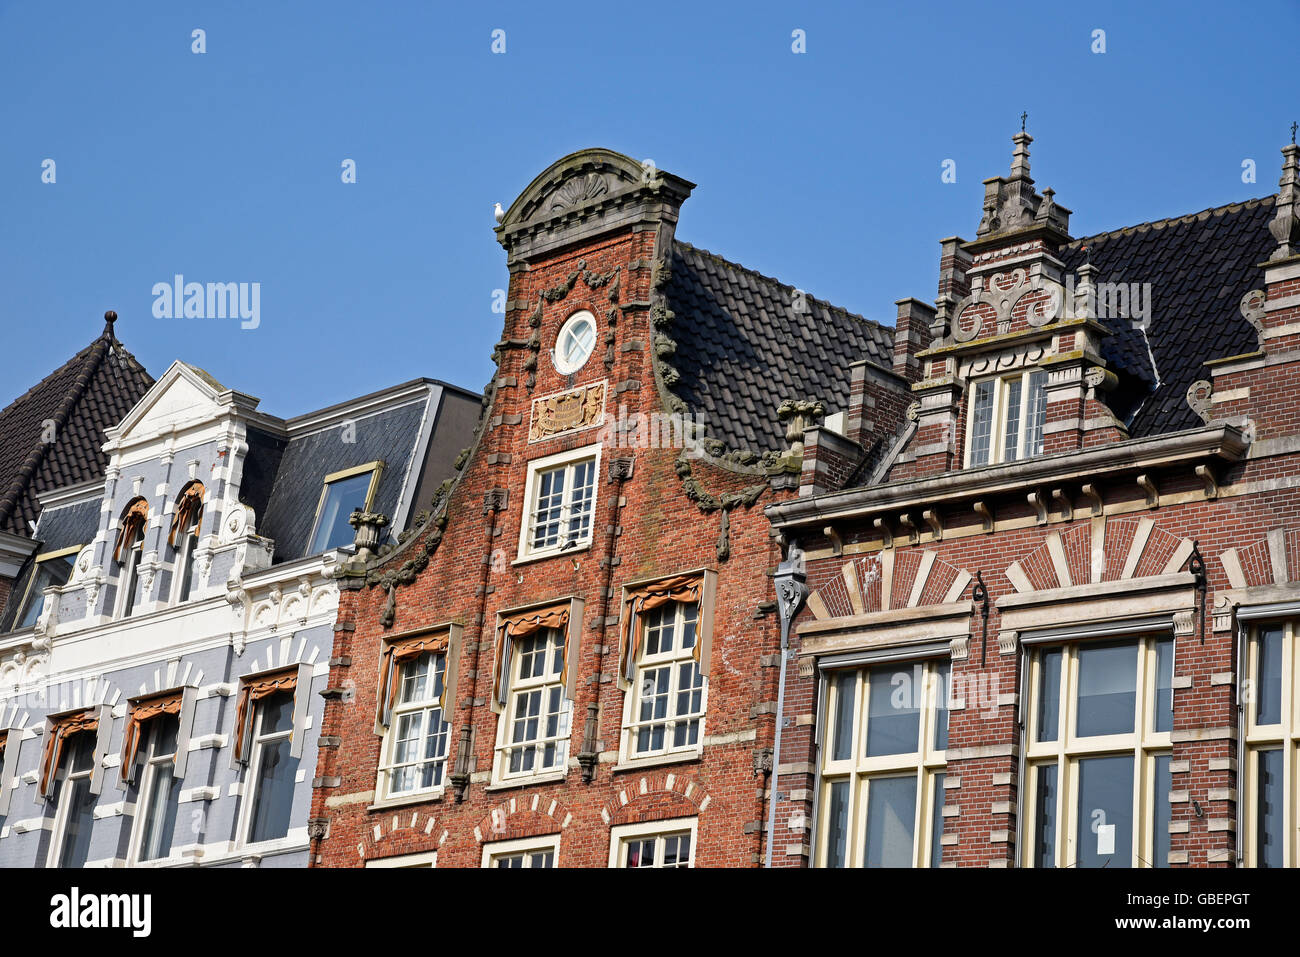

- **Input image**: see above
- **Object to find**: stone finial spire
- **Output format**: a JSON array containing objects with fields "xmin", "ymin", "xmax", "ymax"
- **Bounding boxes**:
[
  {"xmin": 1009, "ymin": 131, "xmax": 1033, "ymax": 183},
  {"xmin": 975, "ymin": 128, "xmax": 1069, "ymax": 240},
  {"xmin": 1269, "ymin": 139, "xmax": 1300, "ymax": 261}
]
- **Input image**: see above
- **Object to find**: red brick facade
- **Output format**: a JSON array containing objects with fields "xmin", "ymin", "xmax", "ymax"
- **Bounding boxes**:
[
  {"xmin": 765, "ymin": 137, "xmax": 1300, "ymax": 868},
  {"xmin": 309, "ymin": 150, "xmax": 825, "ymax": 868}
]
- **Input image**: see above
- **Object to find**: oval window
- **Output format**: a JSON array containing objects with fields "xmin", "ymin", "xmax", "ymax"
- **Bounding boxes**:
[{"xmin": 554, "ymin": 311, "xmax": 597, "ymax": 374}]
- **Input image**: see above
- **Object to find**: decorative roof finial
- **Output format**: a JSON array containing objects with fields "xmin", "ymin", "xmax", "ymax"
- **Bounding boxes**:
[
  {"xmin": 1291, "ymin": 120, "xmax": 1296, "ymax": 145},
  {"xmin": 1021, "ymin": 111, "xmax": 1028, "ymax": 133},
  {"xmin": 1269, "ymin": 137, "xmax": 1300, "ymax": 261},
  {"xmin": 103, "ymin": 310, "xmax": 117, "ymax": 337}
]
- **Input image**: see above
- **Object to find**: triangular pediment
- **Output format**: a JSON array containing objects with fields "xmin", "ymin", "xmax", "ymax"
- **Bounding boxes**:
[{"xmin": 108, "ymin": 361, "xmax": 244, "ymax": 442}]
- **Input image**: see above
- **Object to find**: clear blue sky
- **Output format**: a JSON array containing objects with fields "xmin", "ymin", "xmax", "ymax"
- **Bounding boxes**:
[{"xmin": 2, "ymin": 0, "xmax": 1296, "ymax": 415}]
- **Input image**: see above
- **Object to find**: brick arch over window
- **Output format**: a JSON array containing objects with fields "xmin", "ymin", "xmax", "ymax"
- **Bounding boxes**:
[
  {"xmin": 806, "ymin": 550, "xmax": 972, "ymax": 621},
  {"xmin": 355, "ymin": 808, "xmax": 446, "ymax": 862},
  {"xmin": 1005, "ymin": 517, "xmax": 1195, "ymax": 594},
  {"xmin": 600, "ymin": 770, "xmax": 711, "ymax": 827},
  {"xmin": 472, "ymin": 794, "xmax": 573, "ymax": 845},
  {"xmin": 1218, "ymin": 526, "xmax": 1300, "ymax": 589}
]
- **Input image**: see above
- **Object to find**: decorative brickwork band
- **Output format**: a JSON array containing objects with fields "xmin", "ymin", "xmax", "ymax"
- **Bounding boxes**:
[
  {"xmin": 119, "ymin": 690, "xmax": 183, "ymax": 784},
  {"xmin": 619, "ymin": 575, "xmax": 701, "ymax": 682}
]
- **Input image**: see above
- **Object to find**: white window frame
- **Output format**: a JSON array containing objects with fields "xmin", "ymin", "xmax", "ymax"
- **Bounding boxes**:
[
  {"xmin": 963, "ymin": 368, "xmax": 1047, "ymax": 467},
  {"xmin": 239, "ymin": 689, "xmax": 298, "ymax": 847},
  {"xmin": 116, "ymin": 534, "xmax": 144, "ymax": 619},
  {"xmin": 608, "ymin": 817, "xmax": 698, "ymax": 868},
  {"xmin": 619, "ymin": 599, "xmax": 708, "ymax": 763},
  {"xmin": 365, "ymin": 850, "xmax": 438, "ymax": 868},
  {"xmin": 1242, "ymin": 619, "xmax": 1297, "ymax": 868},
  {"xmin": 1020, "ymin": 634, "xmax": 1173, "ymax": 868},
  {"xmin": 492, "ymin": 626, "xmax": 572, "ymax": 784},
  {"xmin": 553, "ymin": 310, "xmax": 598, "ymax": 375},
  {"xmin": 128, "ymin": 714, "xmax": 182, "ymax": 865},
  {"xmin": 14, "ymin": 544, "xmax": 81, "ymax": 631},
  {"xmin": 481, "ymin": 833, "xmax": 561, "ymax": 868},
  {"xmin": 516, "ymin": 444, "xmax": 602, "ymax": 563},
  {"xmin": 307, "ymin": 460, "xmax": 384, "ymax": 555},
  {"xmin": 46, "ymin": 730, "xmax": 98, "ymax": 868},
  {"xmin": 814, "ymin": 658, "xmax": 950, "ymax": 868},
  {"xmin": 377, "ymin": 651, "xmax": 451, "ymax": 801}
]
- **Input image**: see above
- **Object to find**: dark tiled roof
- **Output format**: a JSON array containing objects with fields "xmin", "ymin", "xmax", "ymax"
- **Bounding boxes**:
[
  {"xmin": 663, "ymin": 241, "xmax": 895, "ymax": 454},
  {"xmin": 1060, "ymin": 196, "xmax": 1275, "ymax": 436},
  {"xmin": 258, "ymin": 397, "xmax": 431, "ymax": 562},
  {"xmin": 0, "ymin": 318, "xmax": 154, "ymax": 536}
]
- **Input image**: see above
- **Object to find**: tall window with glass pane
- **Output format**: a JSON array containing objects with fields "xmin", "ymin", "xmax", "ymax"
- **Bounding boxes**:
[
  {"xmin": 966, "ymin": 369, "xmax": 1048, "ymax": 467},
  {"xmin": 1245, "ymin": 621, "xmax": 1297, "ymax": 867},
  {"xmin": 382, "ymin": 652, "xmax": 450, "ymax": 797},
  {"xmin": 245, "ymin": 691, "xmax": 300, "ymax": 844},
  {"xmin": 52, "ymin": 732, "xmax": 98, "ymax": 868},
  {"xmin": 528, "ymin": 458, "xmax": 596, "ymax": 554},
  {"xmin": 1023, "ymin": 635, "xmax": 1173, "ymax": 867},
  {"xmin": 491, "ymin": 847, "xmax": 555, "ymax": 868},
  {"xmin": 625, "ymin": 601, "xmax": 705, "ymax": 758},
  {"xmin": 134, "ymin": 716, "xmax": 181, "ymax": 862},
  {"xmin": 498, "ymin": 627, "xmax": 571, "ymax": 779},
  {"xmin": 817, "ymin": 659, "xmax": 950, "ymax": 867},
  {"xmin": 17, "ymin": 551, "xmax": 77, "ymax": 630}
]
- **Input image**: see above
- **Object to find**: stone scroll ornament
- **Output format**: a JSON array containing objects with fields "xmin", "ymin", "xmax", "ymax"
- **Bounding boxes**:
[{"xmin": 950, "ymin": 269, "xmax": 1063, "ymax": 343}]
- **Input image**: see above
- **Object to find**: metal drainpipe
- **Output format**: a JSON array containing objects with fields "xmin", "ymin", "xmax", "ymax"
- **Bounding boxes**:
[{"xmin": 764, "ymin": 542, "xmax": 808, "ymax": 868}]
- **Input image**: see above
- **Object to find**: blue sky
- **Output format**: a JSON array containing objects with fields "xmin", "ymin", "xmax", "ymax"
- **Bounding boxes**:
[{"xmin": 2, "ymin": 0, "xmax": 1296, "ymax": 415}]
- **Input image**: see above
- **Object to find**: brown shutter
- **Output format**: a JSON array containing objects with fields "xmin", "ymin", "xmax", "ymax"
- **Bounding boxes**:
[
  {"xmin": 120, "ymin": 690, "xmax": 184, "ymax": 784},
  {"xmin": 168, "ymin": 482, "xmax": 205, "ymax": 548},
  {"xmin": 619, "ymin": 575, "xmax": 703, "ymax": 682},
  {"xmin": 492, "ymin": 606, "xmax": 570, "ymax": 708},
  {"xmin": 377, "ymin": 631, "xmax": 451, "ymax": 727},
  {"xmin": 232, "ymin": 670, "xmax": 298, "ymax": 763},
  {"xmin": 113, "ymin": 498, "xmax": 150, "ymax": 563},
  {"xmin": 39, "ymin": 710, "xmax": 99, "ymax": 798}
]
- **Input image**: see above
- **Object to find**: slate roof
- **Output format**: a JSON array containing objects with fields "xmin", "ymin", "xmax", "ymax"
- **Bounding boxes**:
[
  {"xmin": 663, "ymin": 241, "xmax": 896, "ymax": 454},
  {"xmin": 1059, "ymin": 196, "xmax": 1275, "ymax": 436},
  {"xmin": 0, "ymin": 317, "xmax": 154, "ymax": 537},
  {"xmin": 257, "ymin": 394, "xmax": 433, "ymax": 563},
  {"xmin": 0, "ymin": 493, "xmax": 102, "ymax": 633}
]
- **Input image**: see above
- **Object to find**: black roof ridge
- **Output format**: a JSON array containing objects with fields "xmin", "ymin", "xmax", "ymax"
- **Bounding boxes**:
[
  {"xmin": 673, "ymin": 238, "xmax": 889, "ymax": 333},
  {"xmin": 1067, "ymin": 195, "xmax": 1275, "ymax": 249}
]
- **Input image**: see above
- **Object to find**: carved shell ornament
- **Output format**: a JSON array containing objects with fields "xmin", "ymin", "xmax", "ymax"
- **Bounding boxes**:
[{"xmin": 549, "ymin": 173, "xmax": 610, "ymax": 212}]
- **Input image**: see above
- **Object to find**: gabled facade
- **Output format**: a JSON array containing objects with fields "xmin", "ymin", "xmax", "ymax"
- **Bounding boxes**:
[
  {"xmin": 0, "ymin": 312, "xmax": 153, "ymax": 620},
  {"xmin": 767, "ymin": 134, "xmax": 1300, "ymax": 868},
  {"xmin": 0, "ymin": 361, "xmax": 477, "ymax": 867},
  {"xmin": 309, "ymin": 148, "xmax": 904, "ymax": 868}
]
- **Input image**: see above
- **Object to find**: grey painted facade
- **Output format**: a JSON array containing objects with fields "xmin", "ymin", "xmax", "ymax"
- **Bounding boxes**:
[{"xmin": 0, "ymin": 362, "xmax": 477, "ymax": 867}]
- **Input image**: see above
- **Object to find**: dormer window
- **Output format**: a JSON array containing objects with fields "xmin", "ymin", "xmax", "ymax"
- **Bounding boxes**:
[
  {"xmin": 966, "ymin": 369, "xmax": 1047, "ymax": 467},
  {"xmin": 168, "ymin": 481, "xmax": 205, "ymax": 603},
  {"xmin": 14, "ymin": 545, "xmax": 80, "ymax": 630},
  {"xmin": 308, "ymin": 462, "xmax": 384, "ymax": 554}
]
